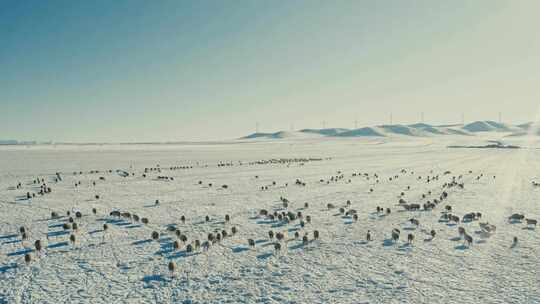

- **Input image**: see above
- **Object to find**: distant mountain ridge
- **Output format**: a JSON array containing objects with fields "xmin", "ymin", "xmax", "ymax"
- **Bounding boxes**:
[{"xmin": 241, "ymin": 120, "xmax": 531, "ymax": 140}]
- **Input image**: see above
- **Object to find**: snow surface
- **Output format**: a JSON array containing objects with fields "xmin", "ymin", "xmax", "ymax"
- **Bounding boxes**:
[{"xmin": 1, "ymin": 134, "xmax": 539, "ymax": 303}]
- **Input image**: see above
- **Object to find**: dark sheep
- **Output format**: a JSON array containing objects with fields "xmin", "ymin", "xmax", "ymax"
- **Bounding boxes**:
[
  {"xmin": 168, "ymin": 261, "xmax": 176, "ymax": 273},
  {"xmin": 225, "ymin": 214, "xmax": 230, "ymax": 222},
  {"xmin": 302, "ymin": 235, "xmax": 309, "ymax": 245},
  {"xmin": 141, "ymin": 218, "xmax": 149, "ymax": 224},
  {"xmin": 35, "ymin": 240, "xmax": 42, "ymax": 252},
  {"xmin": 248, "ymin": 239, "xmax": 255, "ymax": 247},
  {"xmin": 24, "ymin": 253, "xmax": 32, "ymax": 264},
  {"xmin": 268, "ymin": 230, "xmax": 274, "ymax": 239},
  {"xmin": 103, "ymin": 224, "xmax": 108, "ymax": 231},
  {"xmin": 407, "ymin": 234, "xmax": 414, "ymax": 244},
  {"xmin": 69, "ymin": 234, "xmax": 76, "ymax": 244},
  {"xmin": 313, "ymin": 230, "xmax": 319, "ymax": 240},
  {"xmin": 151, "ymin": 231, "xmax": 160, "ymax": 240},
  {"xmin": 231, "ymin": 226, "xmax": 238, "ymax": 235}
]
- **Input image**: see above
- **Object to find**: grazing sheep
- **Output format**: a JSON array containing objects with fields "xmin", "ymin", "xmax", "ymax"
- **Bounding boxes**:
[
  {"xmin": 313, "ymin": 230, "xmax": 319, "ymax": 240},
  {"xmin": 103, "ymin": 224, "xmax": 108, "ymax": 231},
  {"xmin": 72, "ymin": 223, "xmax": 78, "ymax": 230},
  {"xmin": 92, "ymin": 208, "xmax": 97, "ymax": 215},
  {"xmin": 186, "ymin": 244, "xmax": 193, "ymax": 253},
  {"xmin": 430, "ymin": 230, "xmax": 436, "ymax": 238},
  {"xmin": 306, "ymin": 216, "xmax": 311, "ymax": 224},
  {"xmin": 302, "ymin": 235, "xmax": 308, "ymax": 245},
  {"xmin": 407, "ymin": 234, "xmax": 414, "ymax": 244},
  {"xmin": 180, "ymin": 234, "xmax": 188, "ymax": 243},
  {"xmin": 386, "ymin": 208, "xmax": 391, "ymax": 215},
  {"xmin": 508, "ymin": 214, "xmax": 525, "ymax": 221},
  {"xmin": 168, "ymin": 261, "xmax": 176, "ymax": 274},
  {"xmin": 268, "ymin": 230, "xmax": 274, "ymax": 239},
  {"xmin": 68, "ymin": 217, "xmax": 74, "ymax": 223},
  {"xmin": 464, "ymin": 233, "xmax": 473, "ymax": 246},
  {"xmin": 34, "ymin": 240, "xmax": 42, "ymax": 252},
  {"xmin": 69, "ymin": 234, "xmax": 76, "ymax": 244},
  {"xmin": 327, "ymin": 203, "xmax": 335, "ymax": 209},
  {"xmin": 409, "ymin": 218, "xmax": 419, "ymax": 226},
  {"xmin": 353, "ymin": 214, "xmax": 358, "ymax": 222},
  {"xmin": 19, "ymin": 226, "xmax": 26, "ymax": 234},
  {"xmin": 151, "ymin": 231, "xmax": 160, "ymax": 241},
  {"xmin": 221, "ymin": 230, "xmax": 228, "ymax": 238},
  {"xmin": 51, "ymin": 212, "xmax": 59, "ymax": 219},
  {"xmin": 141, "ymin": 218, "xmax": 149, "ymax": 224},
  {"xmin": 63, "ymin": 223, "xmax": 71, "ymax": 230},
  {"xmin": 274, "ymin": 243, "xmax": 281, "ymax": 251},
  {"xmin": 526, "ymin": 218, "xmax": 537, "ymax": 227},
  {"xmin": 276, "ymin": 232, "xmax": 284, "ymax": 241},
  {"xmin": 248, "ymin": 239, "xmax": 255, "ymax": 247},
  {"xmin": 181, "ymin": 215, "xmax": 186, "ymax": 223},
  {"xmin": 304, "ymin": 202, "xmax": 309, "ymax": 208},
  {"xmin": 391, "ymin": 229, "xmax": 400, "ymax": 243},
  {"xmin": 231, "ymin": 226, "xmax": 238, "ymax": 235},
  {"xmin": 294, "ymin": 231, "xmax": 300, "ymax": 239},
  {"xmin": 24, "ymin": 253, "xmax": 32, "ymax": 264},
  {"xmin": 75, "ymin": 211, "xmax": 82, "ymax": 218},
  {"xmin": 225, "ymin": 214, "xmax": 230, "ymax": 222},
  {"xmin": 133, "ymin": 215, "xmax": 140, "ymax": 222}
]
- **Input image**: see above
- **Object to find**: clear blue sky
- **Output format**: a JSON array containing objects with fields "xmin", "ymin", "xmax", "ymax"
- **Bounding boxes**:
[{"xmin": 1, "ymin": 1, "xmax": 540, "ymax": 142}]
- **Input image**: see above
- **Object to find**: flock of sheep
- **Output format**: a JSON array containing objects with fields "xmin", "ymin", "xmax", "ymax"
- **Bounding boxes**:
[{"xmin": 4, "ymin": 157, "xmax": 538, "ymax": 279}]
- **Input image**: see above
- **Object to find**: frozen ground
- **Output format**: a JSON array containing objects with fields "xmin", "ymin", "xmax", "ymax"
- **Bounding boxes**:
[{"xmin": 0, "ymin": 135, "xmax": 539, "ymax": 303}]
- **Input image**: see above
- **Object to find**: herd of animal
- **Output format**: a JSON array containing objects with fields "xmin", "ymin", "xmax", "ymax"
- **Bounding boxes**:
[{"xmin": 2, "ymin": 157, "xmax": 538, "ymax": 278}]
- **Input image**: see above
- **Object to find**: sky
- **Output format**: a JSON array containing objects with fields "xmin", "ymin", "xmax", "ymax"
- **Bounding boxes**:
[{"xmin": 1, "ymin": 0, "xmax": 540, "ymax": 142}]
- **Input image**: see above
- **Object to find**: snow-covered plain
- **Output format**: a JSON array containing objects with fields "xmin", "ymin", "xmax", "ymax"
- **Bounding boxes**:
[{"xmin": 0, "ymin": 134, "xmax": 539, "ymax": 303}]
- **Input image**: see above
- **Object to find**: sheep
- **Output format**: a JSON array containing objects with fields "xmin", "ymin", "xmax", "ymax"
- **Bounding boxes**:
[
  {"xmin": 407, "ymin": 234, "xmax": 414, "ymax": 244},
  {"xmin": 181, "ymin": 215, "xmax": 186, "ymax": 223},
  {"xmin": 24, "ymin": 253, "xmax": 32, "ymax": 264},
  {"xmin": 248, "ymin": 239, "xmax": 255, "ymax": 247},
  {"xmin": 63, "ymin": 223, "xmax": 71, "ymax": 230},
  {"xmin": 205, "ymin": 215, "xmax": 210, "ymax": 222},
  {"xmin": 221, "ymin": 230, "xmax": 228, "ymax": 238},
  {"xmin": 168, "ymin": 261, "xmax": 176, "ymax": 274},
  {"xmin": 72, "ymin": 223, "xmax": 78, "ymax": 231},
  {"xmin": 276, "ymin": 232, "xmax": 284, "ymax": 241},
  {"xmin": 304, "ymin": 202, "xmax": 309, "ymax": 208},
  {"xmin": 430, "ymin": 230, "xmax": 436, "ymax": 238},
  {"xmin": 51, "ymin": 212, "xmax": 59, "ymax": 219},
  {"xmin": 409, "ymin": 218, "xmax": 419, "ymax": 226},
  {"xmin": 225, "ymin": 214, "xmax": 230, "ymax": 222},
  {"xmin": 141, "ymin": 218, "xmax": 149, "ymax": 224},
  {"xmin": 464, "ymin": 233, "xmax": 473, "ymax": 246},
  {"xmin": 180, "ymin": 234, "xmax": 188, "ymax": 243},
  {"xmin": 133, "ymin": 215, "xmax": 140, "ymax": 222},
  {"xmin": 69, "ymin": 234, "xmax": 76, "ymax": 244},
  {"xmin": 34, "ymin": 240, "xmax": 42, "ymax": 252},
  {"xmin": 294, "ymin": 231, "xmax": 300, "ymax": 239},
  {"xmin": 391, "ymin": 229, "xmax": 400, "ymax": 243},
  {"xmin": 75, "ymin": 211, "xmax": 82, "ymax": 218},
  {"xmin": 526, "ymin": 218, "xmax": 537, "ymax": 227},
  {"xmin": 92, "ymin": 208, "xmax": 97, "ymax": 215},
  {"xmin": 306, "ymin": 216, "xmax": 312, "ymax": 224},
  {"xmin": 302, "ymin": 235, "xmax": 309, "ymax": 245},
  {"xmin": 274, "ymin": 243, "xmax": 281, "ymax": 251},
  {"xmin": 231, "ymin": 226, "xmax": 238, "ymax": 235},
  {"xmin": 68, "ymin": 217, "xmax": 74, "ymax": 223},
  {"xmin": 353, "ymin": 214, "xmax": 358, "ymax": 222},
  {"xmin": 327, "ymin": 203, "xmax": 335, "ymax": 209},
  {"xmin": 508, "ymin": 214, "xmax": 525, "ymax": 221},
  {"xmin": 313, "ymin": 230, "xmax": 319, "ymax": 240},
  {"xmin": 19, "ymin": 226, "xmax": 26, "ymax": 234},
  {"xmin": 186, "ymin": 244, "xmax": 193, "ymax": 253},
  {"xmin": 103, "ymin": 224, "xmax": 108, "ymax": 231},
  {"xmin": 151, "ymin": 231, "xmax": 160, "ymax": 241}
]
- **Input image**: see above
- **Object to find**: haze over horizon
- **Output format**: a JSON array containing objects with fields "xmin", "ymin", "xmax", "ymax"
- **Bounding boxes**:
[{"xmin": 2, "ymin": 1, "xmax": 540, "ymax": 142}]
